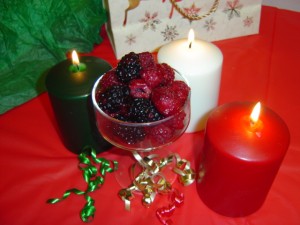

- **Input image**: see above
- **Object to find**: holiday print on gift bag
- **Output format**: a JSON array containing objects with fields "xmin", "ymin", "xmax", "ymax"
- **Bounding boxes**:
[{"xmin": 103, "ymin": 0, "xmax": 262, "ymax": 59}]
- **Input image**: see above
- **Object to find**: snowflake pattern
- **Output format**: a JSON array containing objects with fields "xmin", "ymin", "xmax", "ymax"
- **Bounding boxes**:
[
  {"xmin": 140, "ymin": 11, "xmax": 161, "ymax": 31},
  {"xmin": 204, "ymin": 18, "xmax": 216, "ymax": 31},
  {"xmin": 183, "ymin": 3, "xmax": 201, "ymax": 21},
  {"xmin": 243, "ymin": 16, "xmax": 253, "ymax": 27},
  {"xmin": 223, "ymin": 0, "xmax": 243, "ymax": 20},
  {"xmin": 125, "ymin": 34, "xmax": 136, "ymax": 45},
  {"xmin": 161, "ymin": 25, "xmax": 179, "ymax": 41}
]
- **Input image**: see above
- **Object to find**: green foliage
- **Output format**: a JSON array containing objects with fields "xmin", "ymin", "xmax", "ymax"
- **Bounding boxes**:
[{"xmin": 0, "ymin": 0, "xmax": 107, "ymax": 113}]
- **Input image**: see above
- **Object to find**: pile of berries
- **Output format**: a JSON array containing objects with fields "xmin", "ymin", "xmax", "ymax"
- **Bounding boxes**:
[{"xmin": 95, "ymin": 52, "xmax": 190, "ymax": 145}]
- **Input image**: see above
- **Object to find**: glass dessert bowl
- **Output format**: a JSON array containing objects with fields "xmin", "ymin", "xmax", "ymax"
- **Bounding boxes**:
[{"xmin": 91, "ymin": 52, "xmax": 191, "ymax": 187}]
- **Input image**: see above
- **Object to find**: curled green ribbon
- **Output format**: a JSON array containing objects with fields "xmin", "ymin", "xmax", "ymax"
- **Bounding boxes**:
[
  {"xmin": 46, "ymin": 188, "xmax": 85, "ymax": 203},
  {"xmin": 81, "ymin": 195, "xmax": 96, "ymax": 223},
  {"xmin": 47, "ymin": 146, "xmax": 118, "ymax": 222}
]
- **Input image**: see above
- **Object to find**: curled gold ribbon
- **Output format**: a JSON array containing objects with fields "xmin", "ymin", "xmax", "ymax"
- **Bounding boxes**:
[
  {"xmin": 118, "ymin": 151, "xmax": 195, "ymax": 212},
  {"xmin": 172, "ymin": 155, "xmax": 196, "ymax": 186},
  {"xmin": 47, "ymin": 146, "xmax": 118, "ymax": 222}
]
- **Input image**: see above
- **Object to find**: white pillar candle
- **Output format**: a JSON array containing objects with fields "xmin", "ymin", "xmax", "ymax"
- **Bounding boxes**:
[{"xmin": 157, "ymin": 29, "xmax": 223, "ymax": 132}]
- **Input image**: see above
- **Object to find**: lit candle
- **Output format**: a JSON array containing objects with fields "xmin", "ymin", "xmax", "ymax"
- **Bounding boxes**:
[
  {"xmin": 69, "ymin": 50, "xmax": 87, "ymax": 72},
  {"xmin": 157, "ymin": 29, "xmax": 223, "ymax": 132},
  {"xmin": 197, "ymin": 102, "xmax": 290, "ymax": 217},
  {"xmin": 45, "ymin": 50, "xmax": 112, "ymax": 154}
]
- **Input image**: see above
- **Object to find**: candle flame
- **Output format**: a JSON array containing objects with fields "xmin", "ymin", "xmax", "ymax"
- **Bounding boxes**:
[
  {"xmin": 250, "ymin": 102, "xmax": 261, "ymax": 124},
  {"xmin": 72, "ymin": 50, "xmax": 80, "ymax": 65},
  {"xmin": 188, "ymin": 29, "xmax": 195, "ymax": 49}
]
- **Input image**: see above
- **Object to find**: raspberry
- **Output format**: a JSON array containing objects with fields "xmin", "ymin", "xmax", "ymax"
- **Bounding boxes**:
[
  {"xmin": 170, "ymin": 81, "xmax": 190, "ymax": 104},
  {"xmin": 97, "ymin": 85, "xmax": 131, "ymax": 115},
  {"xmin": 129, "ymin": 98, "xmax": 164, "ymax": 122},
  {"xmin": 112, "ymin": 125, "xmax": 146, "ymax": 145},
  {"xmin": 138, "ymin": 52, "xmax": 156, "ymax": 69},
  {"xmin": 140, "ymin": 65, "xmax": 164, "ymax": 89},
  {"xmin": 158, "ymin": 63, "xmax": 175, "ymax": 85},
  {"xmin": 96, "ymin": 51, "xmax": 190, "ymax": 147},
  {"xmin": 151, "ymin": 86, "xmax": 182, "ymax": 116},
  {"xmin": 100, "ymin": 69, "xmax": 122, "ymax": 92},
  {"xmin": 149, "ymin": 124, "xmax": 174, "ymax": 145},
  {"xmin": 167, "ymin": 111, "xmax": 186, "ymax": 129},
  {"xmin": 116, "ymin": 52, "xmax": 142, "ymax": 83},
  {"xmin": 129, "ymin": 79, "xmax": 151, "ymax": 99}
]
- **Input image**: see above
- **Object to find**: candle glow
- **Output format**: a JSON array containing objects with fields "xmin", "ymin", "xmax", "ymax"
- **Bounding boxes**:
[
  {"xmin": 72, "ymin": 50, "xmax": 80, "ymax": 66},
  {"xmin": 250, "ymin": 102, "xmax": 261, "ymax": 124},
  {"xmin": 188, "ymin": 29, "xmax": 194, "ymax": 49},
  {"xmin": 70, "ymin": 50, "xmax": 86, "ymax": 73}
]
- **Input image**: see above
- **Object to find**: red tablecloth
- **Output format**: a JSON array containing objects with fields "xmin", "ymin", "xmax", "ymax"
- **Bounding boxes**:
[{"xmin": 1, "ymin": 6, "xmax": 300, "ymax": 225}]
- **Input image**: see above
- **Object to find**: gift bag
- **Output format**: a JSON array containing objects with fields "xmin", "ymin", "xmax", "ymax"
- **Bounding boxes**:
[{"xmin": 103, "ymin": 0, "xmax": 262, "ymax": 59}]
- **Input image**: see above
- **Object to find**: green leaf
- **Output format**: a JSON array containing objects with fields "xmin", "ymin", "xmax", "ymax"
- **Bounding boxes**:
[{"xmin": 0, "ymin": 0, "xmax": 107, "ymax": 114}]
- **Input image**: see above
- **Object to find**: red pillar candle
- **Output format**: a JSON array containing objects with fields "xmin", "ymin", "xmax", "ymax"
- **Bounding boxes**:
[
  {"xmin": 45, "ymin": 51, "xmax": 112, "ymax": 154},
  {"xmin": 197, "ymin": 102, "xmax": 290, "ymax": 217}
]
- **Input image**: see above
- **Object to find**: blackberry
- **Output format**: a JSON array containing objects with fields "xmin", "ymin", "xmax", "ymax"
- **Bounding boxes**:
[
  {"xmin": 97, "ymin": 85, "xmax": 131, "ymax": 114},
  {"xmin": 112, "ymin": 125, "xmax": 146, "ymax": 145},
  {"xmin": 129, "ymin": 98, "xmax": 164, "ymax": 123},
  {"xmin": 113, "ymin": 113, "xmax": 131, "ymax": 122},
  {"xmin": 116, "ymin": 52, "xmax": 142, "ymax": 83}
]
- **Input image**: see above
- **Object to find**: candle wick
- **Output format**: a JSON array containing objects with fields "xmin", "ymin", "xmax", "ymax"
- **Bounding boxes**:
[
  {"xmin": 250, "ymin": 119, "xmax": 256, "ymax": 127},
  {"xmin": 249, "ymin": 117, "xmax": 263, "ymax": 134},
  {"xmin": 76, "ymin": 64, "xmax": 80, "ymax": 72},
  {"xmin": 189, "ymin": 41, "xmax": 192, "ymax": 49}
]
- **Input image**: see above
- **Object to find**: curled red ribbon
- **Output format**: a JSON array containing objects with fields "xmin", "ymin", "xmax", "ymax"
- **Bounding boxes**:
[{"xmin": 156, "ymin": 189, "xmax": 184, "ymax": 225}]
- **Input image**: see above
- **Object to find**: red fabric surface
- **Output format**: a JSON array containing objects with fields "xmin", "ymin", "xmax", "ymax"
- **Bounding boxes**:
[{"xmin": 1, "ymin": 6, "xmax": 300, "ymax": 225}]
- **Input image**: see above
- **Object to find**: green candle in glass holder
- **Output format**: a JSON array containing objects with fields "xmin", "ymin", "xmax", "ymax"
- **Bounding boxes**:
[{"xmin": 45, "ymin": 50, "xmax": 112, "ymax": 154}]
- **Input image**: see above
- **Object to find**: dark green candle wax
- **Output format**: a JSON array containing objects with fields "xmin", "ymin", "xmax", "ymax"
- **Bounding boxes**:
[{"xmin": 45, "ymin": 56, "xmax": 112, "ymax": 154}]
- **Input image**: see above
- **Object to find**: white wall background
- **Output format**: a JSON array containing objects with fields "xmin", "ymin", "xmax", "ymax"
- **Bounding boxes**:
[{"xmin": 263, "ymin": 0, "xmax": 300, "ymax": 12}]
